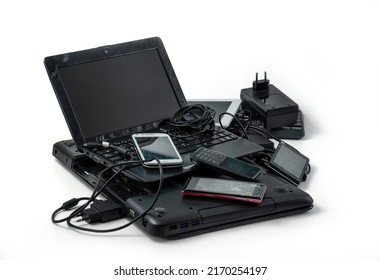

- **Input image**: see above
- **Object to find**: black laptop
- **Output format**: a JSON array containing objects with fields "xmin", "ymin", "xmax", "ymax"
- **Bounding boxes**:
[{"xmin": 44, "ymin": 37, "xmax": 263, "ymax": 183}]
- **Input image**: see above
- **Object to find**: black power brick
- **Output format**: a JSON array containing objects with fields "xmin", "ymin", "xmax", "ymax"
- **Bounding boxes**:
[
  {"xmin": 80, "ymin": 199, "xmax": 124, "ymax": 223},
  {"xmin": 241, "ymin": 72, "xmax": 299, "ymax": 129}
]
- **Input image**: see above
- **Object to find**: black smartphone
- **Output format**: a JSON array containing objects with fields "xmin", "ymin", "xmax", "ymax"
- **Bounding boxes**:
[
  {"xmin": 182, "ymin": 177, "xmax": 267, "ymax": 203},
  {"xmin": 268, "ymin": 141, "xmax": 309, "ymax": 185}
]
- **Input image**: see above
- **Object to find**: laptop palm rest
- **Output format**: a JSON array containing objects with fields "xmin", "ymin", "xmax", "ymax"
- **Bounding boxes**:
[{"xmin": 199, "ymin": 198, "xmax": 276, "ymax": 224}]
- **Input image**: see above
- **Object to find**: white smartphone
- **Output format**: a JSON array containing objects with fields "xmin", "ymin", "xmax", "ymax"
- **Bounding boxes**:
[{"xmin": 132, "ymin": 133, "xmax": 183, "ymax": 167}]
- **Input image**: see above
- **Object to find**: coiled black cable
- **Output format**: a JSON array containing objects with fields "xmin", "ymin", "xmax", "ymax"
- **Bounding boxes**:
[{"xmin": 162, "ymin": 104, "xmax": 215, "ymax": 137}]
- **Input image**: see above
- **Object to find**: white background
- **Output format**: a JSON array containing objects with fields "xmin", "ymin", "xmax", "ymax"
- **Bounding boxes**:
[{"xmin": 1, "ymin": 0, "xmax": 379, "ymax": 278}]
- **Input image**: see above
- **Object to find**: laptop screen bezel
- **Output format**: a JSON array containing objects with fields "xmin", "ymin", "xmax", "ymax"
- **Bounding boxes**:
[{"xmin": 44, "ymin": 37, "xmax": 188, "ymax": 150}]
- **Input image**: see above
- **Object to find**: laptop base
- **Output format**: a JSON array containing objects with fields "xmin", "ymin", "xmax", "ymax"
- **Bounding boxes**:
[{"xmin": 53, "ymin": 140, "xmax": 313, "ymax": 239}]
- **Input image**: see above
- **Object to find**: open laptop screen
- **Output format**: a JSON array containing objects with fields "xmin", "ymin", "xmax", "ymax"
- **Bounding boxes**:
[{"xmin": 58, "ymin": 49, "xmax": 181, "ymax": 139}]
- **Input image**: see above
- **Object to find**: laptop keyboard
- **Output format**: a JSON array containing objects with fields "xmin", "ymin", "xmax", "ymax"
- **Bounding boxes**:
[
  {"xmin": 90, "ymin": 128, "xmax": 239, "ymax": 165},
  {"xmin": 91, "ymin": 139, "xmax": 138, "ymax": 164}
]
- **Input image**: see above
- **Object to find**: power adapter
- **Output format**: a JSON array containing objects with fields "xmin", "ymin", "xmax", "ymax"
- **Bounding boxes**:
[
  {"xmin": 241, "ymin": 72, "xmax": 299, "ymax": 129},
  {"xmin": 80, "ymin": 199, "xmax": 124, "ymax": 223}
]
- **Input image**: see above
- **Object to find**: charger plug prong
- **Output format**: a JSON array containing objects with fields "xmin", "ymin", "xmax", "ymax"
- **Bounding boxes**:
[{"xmin": 252, "ymin": 71, "xmax": 270, "ymax": 99}]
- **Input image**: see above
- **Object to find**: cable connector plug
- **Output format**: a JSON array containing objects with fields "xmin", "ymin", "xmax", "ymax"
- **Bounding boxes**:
[
  {"xmin": 252, "ymin": 72, "xmax": 270, "ymax": 99},
  {"xmin": 78, "ymin": 200, "xmax": 124, "ymax": 224},
  {"xmin": 83, "ymin": 141, "xmax": 131, "ymax": 160},
  {"xmin": 61, "ymin": 198, "xmax": 82, "ymax": 210}
]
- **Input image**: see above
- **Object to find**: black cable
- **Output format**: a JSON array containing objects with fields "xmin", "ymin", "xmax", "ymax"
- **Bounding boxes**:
[
  {"xmin": 218, "ymin": 112, "xmax": 249, "ymax": 139},
  {"xmin": 222, "ymin": 109, "xmax": 281, "ymax": 143},
  {"xmin": 247, "ymin": 125, "xmax": 282, "ymax": 143},
  {"xmin": 167, "ymin": 104, "xmax": 215, "ymax": 128},
  {"xmin": 83, "ymin": 141, "xmax": 133, "ymax": 159},
  {"xmin": 307, "ymin": 163, "xmax": 312, "ymax": 175},
  {"xmin": 66, "ymin": 159, "xmax": 164, "ymax": 233},
  {"xmin": 51, "ymin": 197, "xmax": 90, "ymax": 224},
  {"xmin": 51, "ymin": 161, "xmax": 133, "ymax": 224},
  {"xmin": 248, "ymin": 150, "xmax": 273, "ymax": 167},
  {"xmin": 162, "ymin": 104, "xmax": 215, "ymax": 137},
  {"xmin": 52, "ymin": 159, "xmax": 164, "ymax": 233}
]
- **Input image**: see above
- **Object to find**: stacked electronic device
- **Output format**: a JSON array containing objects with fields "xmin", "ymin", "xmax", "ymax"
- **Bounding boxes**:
[
  {"xmin": 47, "ymin": 37, "xmax": 313, "ymax": 239},
  {"xmin": 240, "ymin": 72, "xmax": 305, "ymax": 140}
]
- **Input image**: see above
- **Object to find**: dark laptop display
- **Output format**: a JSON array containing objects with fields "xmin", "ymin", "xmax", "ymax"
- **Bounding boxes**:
[
  {"xmin": 45, "ymin": 37, "xmax": 263, "ymax": 183},
  {"xmin": 45, "ymin": 38, "xmax": 187, "ymax": 148},
  {"xmin": 58, "ymin": 49, "xmax": 181, "ymax": 140}
]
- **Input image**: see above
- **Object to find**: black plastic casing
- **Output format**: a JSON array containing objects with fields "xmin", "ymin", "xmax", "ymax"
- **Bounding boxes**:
[
  {"xmin": 249, "ymin": 110, "xmax": 305, "ymax": 140},
  {"xmin": 241, "ymin": 85, "xmax": 299, "ymax": 129}
]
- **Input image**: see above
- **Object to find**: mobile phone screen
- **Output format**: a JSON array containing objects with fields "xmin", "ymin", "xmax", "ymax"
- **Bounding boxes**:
[
  {"xmin": 183, "ymin": 177, "xmax": 267, "ymax": 203},
  {"xmin": 132, "ymin": 134, "xmax": 183, "ymax": 166}
]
